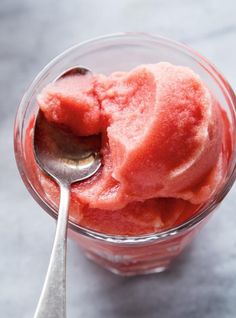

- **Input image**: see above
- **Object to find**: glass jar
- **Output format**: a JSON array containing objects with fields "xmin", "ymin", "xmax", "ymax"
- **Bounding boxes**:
[{"xmin": 14, "ymin": 33, "xmax": 236, "ymax": 276}]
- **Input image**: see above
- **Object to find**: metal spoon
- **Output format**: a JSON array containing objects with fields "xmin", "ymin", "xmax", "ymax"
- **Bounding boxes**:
[{"xmin": 33, "ymin": 67, "xmax": 101, "ymax": 318}]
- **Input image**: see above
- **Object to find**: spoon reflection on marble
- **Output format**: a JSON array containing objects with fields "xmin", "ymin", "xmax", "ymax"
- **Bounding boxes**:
[{"xmin": 33, "ymin": 67, "xmax": 101, "ymax": 318}]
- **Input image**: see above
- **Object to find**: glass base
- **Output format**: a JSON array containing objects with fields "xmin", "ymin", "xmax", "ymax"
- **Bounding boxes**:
[
  {"xmin": 85, "ymin": 251, "xmax": 169, "ymax": 276},
  {"xmin": 105, "ymin": 266, "xmax": 168, "ymax": 277}
]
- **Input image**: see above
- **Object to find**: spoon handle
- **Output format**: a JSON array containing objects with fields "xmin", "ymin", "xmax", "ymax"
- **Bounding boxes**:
[{"xmin": 34, "ymin": 183, "xmax": 70, "ymax": 318}]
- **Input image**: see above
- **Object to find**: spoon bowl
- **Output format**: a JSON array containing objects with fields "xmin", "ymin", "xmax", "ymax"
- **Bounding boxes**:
[{"xmin": 34, "ymin": 110, "xmax": 101, "ymax": 185}]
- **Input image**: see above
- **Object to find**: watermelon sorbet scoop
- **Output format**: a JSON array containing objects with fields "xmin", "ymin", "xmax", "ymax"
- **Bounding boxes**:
[{"xmin": 32, "ymin": 62, "xmax": 227, "ymax": 235}]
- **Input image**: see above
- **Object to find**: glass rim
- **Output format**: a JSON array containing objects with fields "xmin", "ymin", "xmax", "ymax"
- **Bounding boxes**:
[{"xmin": 14, "ymin": 32, "xmax": 236, "ymax": 245}]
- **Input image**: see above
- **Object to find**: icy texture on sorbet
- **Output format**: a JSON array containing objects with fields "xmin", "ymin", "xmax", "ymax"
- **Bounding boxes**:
[
  {"xmin": 38, "ymin": 73, "xmax": 101, "ymax": 136},
  {"xmin": 38, "ymin": 63, "xmax": 223, "ymax": 204},
  {"xmin": 31, "ymin": 62, "xmax": 228, "ymax": 234}
]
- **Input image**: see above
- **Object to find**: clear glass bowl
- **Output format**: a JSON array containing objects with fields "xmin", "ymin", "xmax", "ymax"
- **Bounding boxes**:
[{"xmin": 14, "ymin": 33, "xmax": 236, "ymax": 276}]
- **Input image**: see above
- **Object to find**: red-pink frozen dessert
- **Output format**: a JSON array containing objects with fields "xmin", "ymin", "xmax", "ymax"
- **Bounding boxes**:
[{"xmin": 27, "ymin": 62, "xmax": 229, "ymax": 235}]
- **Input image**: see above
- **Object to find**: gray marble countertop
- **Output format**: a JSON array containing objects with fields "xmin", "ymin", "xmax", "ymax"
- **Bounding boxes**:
[{"xmin": 0, "ymin": 0, "xmax": 235, "ymax": 317}]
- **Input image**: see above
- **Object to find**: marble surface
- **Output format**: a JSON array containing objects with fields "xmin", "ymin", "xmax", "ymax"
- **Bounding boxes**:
[{"xmin": 0, "ymin": 0, "xmax": 235, "ymax": 317}]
